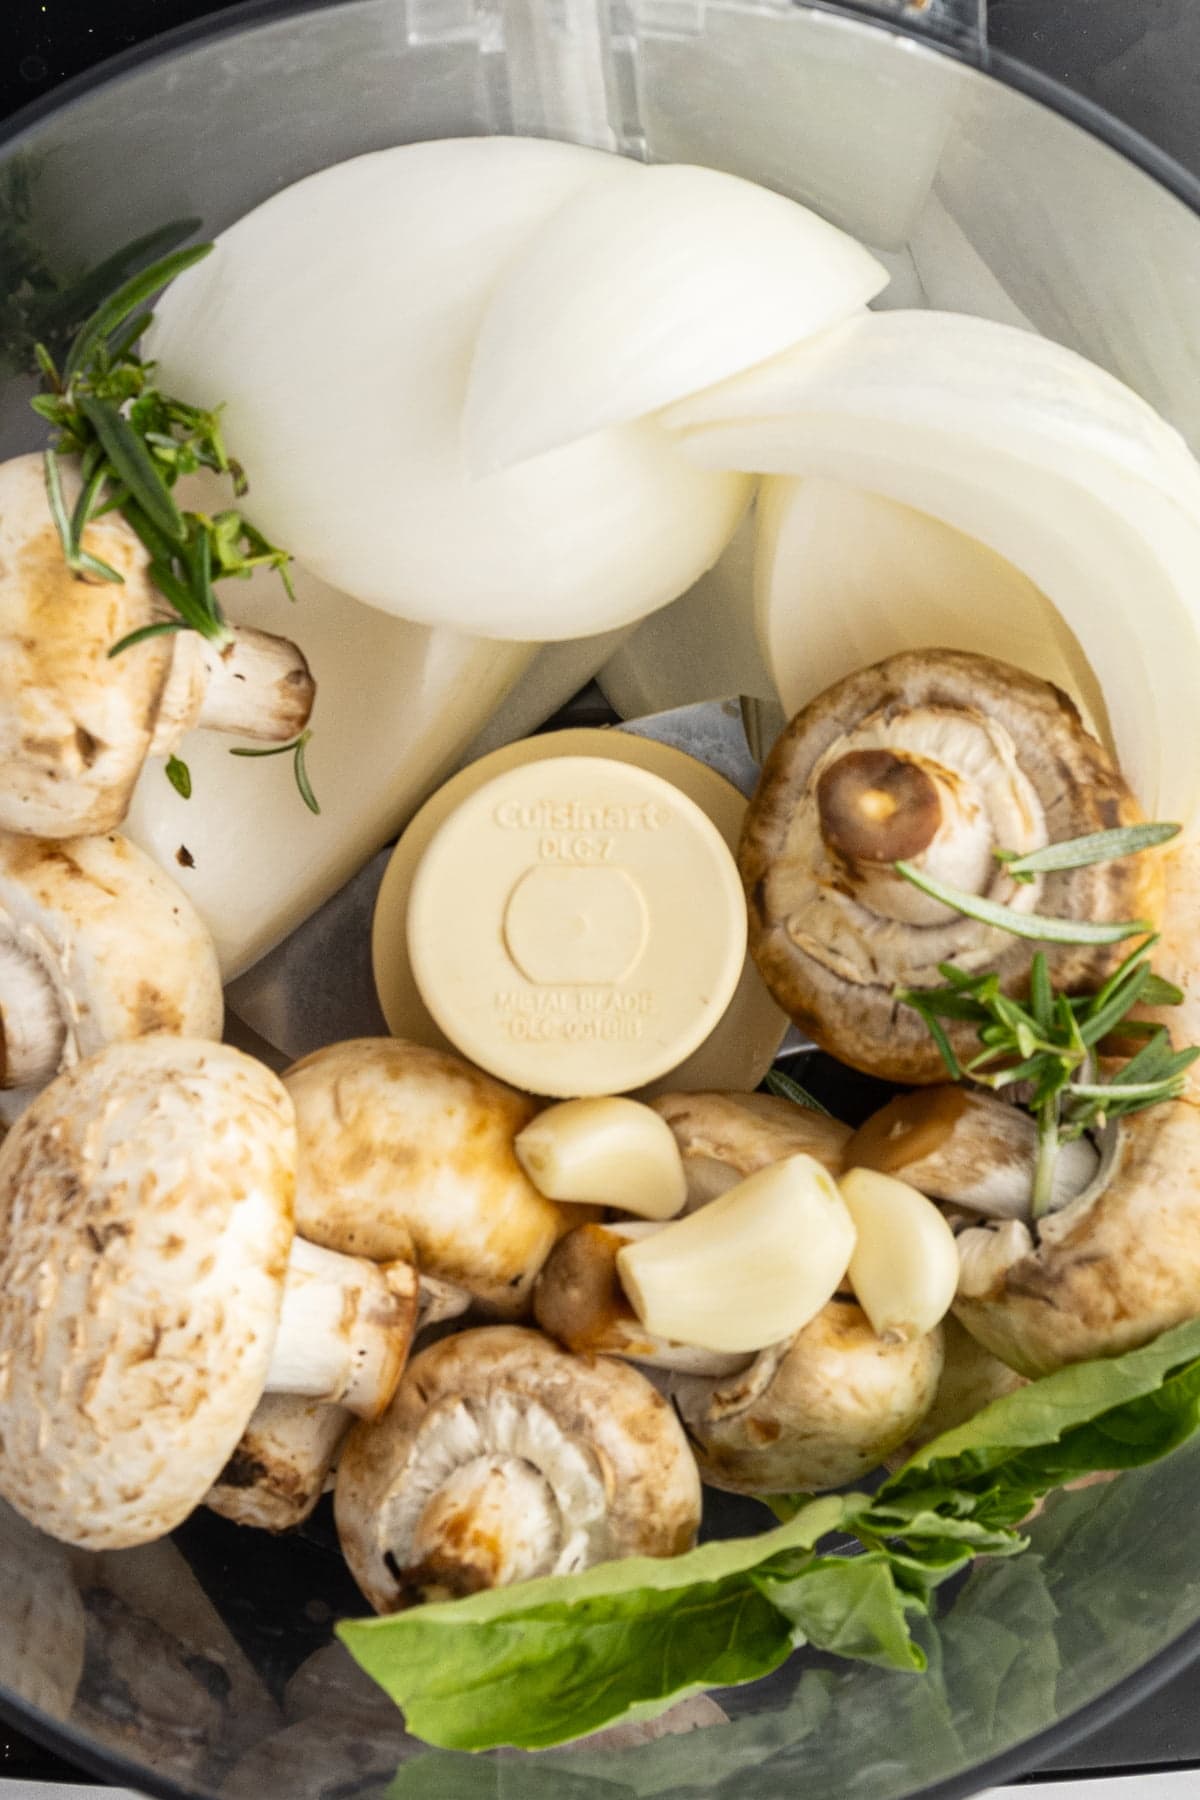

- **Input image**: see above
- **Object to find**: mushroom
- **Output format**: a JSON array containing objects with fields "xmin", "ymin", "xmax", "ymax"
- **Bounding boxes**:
[
  {"xmin": 334, "ymin": 1326, "xmax": 702, "ymax": 1612},
  {"xmin": 0, "ymin": 829, "xmax": 223, "ymax": 1110},
  {"xmin": 0, "ymin": 453, "xmax": 314, "ymax": 838},
  {"xmin": 206, "ymin": 1268, "xmax": 472, "ymax": 1533},
  {"xmin": 534, "ymin": 1220, "xmax": 755, "ymax": 1376},
  {"xmin": 887, "ymin": 1315, "xmax": 1027, "ymax": 1464},
  {"xmin": 283, "ymin": 1038, "xmax": 581, "ymax": 1317},
  {"xmin": 650, "ymin": 1089, "xmax": 851, "ymax": 1208},
  {"xmin": 953, "ymin": 1096, "xmax": 1200, "ymax": 1375},
  {"xmin": 0, "ymin": 1037, "xmax": 421, "ymax": 1550},
  {"xmin": 846, "ymin": 1085, "xmax": 1099, "ymax": 1219},
  {"xmin": 739, "ymin": 650, "xmax": 1164, "ymax": 1084},
  {"xmin": 672, "ymin": 1299, "xmax": 943, "ymax": 1494}
]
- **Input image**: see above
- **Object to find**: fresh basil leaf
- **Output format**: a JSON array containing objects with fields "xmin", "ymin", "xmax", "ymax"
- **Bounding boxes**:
[
  {"xmin": 339, "ymin": 1497, "xmax": 852, "ymax": 1749},
  {"xmin": 755, "ymin": 1554, "xmax": 926, "ymax": 1671},
  {"xmin": 884, "ymin": 1314, "xmax": 1200, "ymax": 1524}
]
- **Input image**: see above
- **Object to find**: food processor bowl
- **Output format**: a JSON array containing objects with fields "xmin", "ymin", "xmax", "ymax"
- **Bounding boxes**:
[{"xmin": 3, "ymin": 2, "xmax": 1200, "ymax": 1795}]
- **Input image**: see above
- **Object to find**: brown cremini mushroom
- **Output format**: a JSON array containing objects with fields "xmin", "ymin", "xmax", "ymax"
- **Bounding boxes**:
[
  {"xmin": 953, "ymin": 1098, "xmax": 1200, "ymax": 1375},
  {"xmin": 335, "ymin": 1326, "xmax": 702, "ymax": 1613},
  {"xmin": 739, "ymin": 650, "xmax": 1163, "ymax": 1084},
  {"xmin": 534, "ymin": 1220, "xmax": 753, "ymax": 1376},
  {"xmin": 0, "ymin": 453, "xmax": 314, "ymax": 838},
  {"xmin": 284, "ymin": 1039, "xmax": 580, "ymax": 1317},
  {"xmin": 672, "ymin": 1299, "xmax": 943, "ymax": 1494},
  {"xmin": 846, "ymin": 1085, "xmax": 1099, "ymax": 1219},
  {"xmin": 0, "ymin": 829, "xmax": 223, "ymax": 1106},
  {"xmin": 0, "ymin": 1038, "xmax": 419, "ymax": 1549}
]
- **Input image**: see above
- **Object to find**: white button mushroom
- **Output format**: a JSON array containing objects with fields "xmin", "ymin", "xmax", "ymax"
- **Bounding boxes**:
[
  {"xmin": 650, "ymin": 1089, "xmax": 851, "ymax": 1210},
  {"xmin": 953, "ymin": 1098, "xmax": 1200, "ymax": 1375},
  {"xmin": 205, "ymin": 1395, "xmax": 354, "ymax": 1534},
  {"xmin": 672, "ymin": 1301, "xmax": 944, "ymax": 1494},
  {"xmin": 0, "ymin": 830, "xmax": 223, "ymax": 1107},
  {"xmin": 0, "ymin": 453, "xmax": 314, "ymax": 839},
  {"xmin": 740, "ymin": 650, "xmax": 1165, "ymax": 1084},
  {"xmin": 282, "ymin": 1039, "xmax": 580, "ymax": 1317},
  {"xmin": 0, "ymin": 1038, "xmax": 421, "ymax": 1549},
  {"xmin": 335, "ymin": 1326, "xmax": 702, "ymax": 1613}
]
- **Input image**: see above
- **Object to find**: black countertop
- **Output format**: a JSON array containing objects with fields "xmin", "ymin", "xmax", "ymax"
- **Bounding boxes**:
[{"xmin": 2, "ymin": 0, "xmax": 1200, "ymax": 1786}]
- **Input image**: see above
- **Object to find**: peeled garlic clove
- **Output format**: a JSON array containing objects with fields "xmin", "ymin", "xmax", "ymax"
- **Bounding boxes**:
[
  {"xmin": 615, "ymin": 1153, "xmax": 855, "ymax": 1353},
  {"xmin": 839, "ymin": 1166, "xmax": 958, "ymax": 1343},
  {"xmin": 515, "ymin": 1098, "xmax": 687, "ymax": 1220}
]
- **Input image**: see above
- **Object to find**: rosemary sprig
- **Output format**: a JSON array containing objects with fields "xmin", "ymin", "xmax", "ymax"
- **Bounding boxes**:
[
  {"xmin": 765, "ymin": 1066, "xmax": 833, "ymax": 1117},
  {"xmin": 30, "ymin": 237, "xmax": 314, "ymax": 811},
  {"xmin": 230, "ymin": 731, "xmax": 321, "ymax": 816},
  {"xmin": 894, "ymin": 861, "xmax": 1152, "ymax": 944},
  {"xmin": 897, "ymin": 941, "xmax": 1198, "ymax": 1219}
]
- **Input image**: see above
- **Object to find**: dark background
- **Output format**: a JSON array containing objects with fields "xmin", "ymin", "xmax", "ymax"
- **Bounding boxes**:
[{"xmin": 2, "ymin": 0, "xmax": 1200, "ymax": 1786}]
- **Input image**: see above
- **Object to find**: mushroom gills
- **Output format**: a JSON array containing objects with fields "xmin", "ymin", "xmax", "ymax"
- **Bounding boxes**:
[
  {"xmin": 847, "ymin": 1086, "xmax": 1099, "ymax": 1218},
  {"xmin": 269, "ymin": 1240, "xmax": 420, "ymax": 1420},
  {"xmin": 367, "ymin": 1391, "xmax": 609, "ymax": 1604}
]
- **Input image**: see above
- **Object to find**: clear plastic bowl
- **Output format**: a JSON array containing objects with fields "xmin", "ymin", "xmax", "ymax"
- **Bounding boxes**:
[{"xmin": 3, "ymin": 4, "xmax": 1200, "ymax": 1795}]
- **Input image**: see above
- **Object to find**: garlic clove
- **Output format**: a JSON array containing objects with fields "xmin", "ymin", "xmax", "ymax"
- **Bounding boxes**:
[
  {"xmin": 515, "ymin": 1098, "xmax": 688, "ymax": 1220},
  {"xmin": 615, "ymin": 1153, "xmax": 855, "ymax": 1352},
  {"xmin": 839, "ymin": 1166, "xmax": 958, "ymax": 1342}
]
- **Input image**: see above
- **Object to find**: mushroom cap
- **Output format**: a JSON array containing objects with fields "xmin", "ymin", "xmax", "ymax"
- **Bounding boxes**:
[
  {"xmin": 0, "ymin": 453, "xmax": 180, "ymax": 838},
  {"xmin": 673, "ymin": 1299, "xmax": 943, "ymax": 1493},
  {"xmin": 335, "ymin": 1325, "xmax": 702, "ymax": 1613},
  {"xmin": 0, "ymin": 830, "xmax": 223, "ymax": 1083},
  {"xmin": 740, "ymin": 650, "xmax": 1163, "ymax": 1084},
  {"xmin": 284, "ymin": 1039, "xmax": 573, "ymax": 1315},
  {"xmin": 0, "ymin": 1037, "xmax": 296, "ymax": 1548},
  {"xmin": 651, "ymin": 1090, "xmax": 850, "ymax": 1207},
  {"xmin": 954, "ymin": 1098, "xmax": 1200, "ymax": 1376}
]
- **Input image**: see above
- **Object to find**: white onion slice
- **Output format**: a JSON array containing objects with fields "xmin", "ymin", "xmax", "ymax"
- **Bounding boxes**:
[
  {"xmin": 146, "ymin": 139, "xmax": 748, "ymax": 642},
  {"xmin": 667, "ymin": 310, "xmax": 1200, "ymax": 509},
  {"xmin": 666, "ymin": 310, "xmax": 1200, "ymax": 824},
  {"xmin": 756, "ymin": 477, "xmax": 1110, "ymax": 744},
  {"xmin": 677, "ymin": 415, "xmax": 1200, "ymax": 827},
  {"xmin": 463, "ymin": 163, "xmax": 887, "ymax": 473}
]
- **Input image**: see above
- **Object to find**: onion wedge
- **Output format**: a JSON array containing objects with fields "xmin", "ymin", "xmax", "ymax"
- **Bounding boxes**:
[
  {"xmin": 666, "ymin": 311, "xmax": 1200, "ymax": 825},
  {"xmin": 464, "ymin": 163, "xmax": 887, "ymax": 473}
]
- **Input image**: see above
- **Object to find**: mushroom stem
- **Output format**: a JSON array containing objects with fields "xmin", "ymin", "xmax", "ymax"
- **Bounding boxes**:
[
  {"xmin": 267, "ymin": 1240, "xmax": 418, "ymax": 1421},
  {"xmin": 816, "ymin": 744, "xmax": 995, "ymax": 925},
  {"xmin": 0, "ymin": 940, "xmax": 65, "ymax": 1090},
  {"xmin": 197, "ymin": 626, "xmax": 316, "ymax": 742},
  {"xmin": 407, "ymin": 1455, "xmax": 561, "ymax": 1598},
  {"xmin": 846, "ymin": 1087, "xmax": 1099, "ymax": 1219}
]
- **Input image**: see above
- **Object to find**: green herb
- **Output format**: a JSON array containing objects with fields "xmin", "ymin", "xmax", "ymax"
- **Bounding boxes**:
[
  {"xmin": 995, "ymin": 822, "xmax": 1181, "ymax": 883},
  {"xmin": 28, "ymin": 233, "xmax": 315, "ymax": 813},
  {"xmin": 229, "ymin": 730, "xmax": 320, "ymax": 815},
  {"xmin": 893, "ymin": 862, "xmax": 1152, "ymax": 945},
  {"xmin": 765, "ymin": 1066, "xmax": 832, "ymax": 1116},
  {"xmin": 338, "ymin": 1316, "xmax": 1200, "ymax": 1751},
  {"xmin": 897, "ymin": 941, "xmax": 1198, "ymax": 1217},
  {"xmin": 165, "ymin": 755, "xmax": 192, "ymax": 800}
]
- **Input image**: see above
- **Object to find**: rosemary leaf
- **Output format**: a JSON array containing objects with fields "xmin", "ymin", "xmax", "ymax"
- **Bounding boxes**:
[
  {"xmin": 995, "ymin": 823, "xmax": 1181, "ymax": 878},
  {"xmin": 62, "ymin": 243, "xmax": 212, "ymax": 382},
  {"xmin": 894, "ymin": 861, "xmax": 1153, "ymax": 945},
  {"xmin": 764, "ymin": 1067, "xmax": 833, "ymax": 1117},
  {"xmin": 76, "ymin": 394, "xmax": 186, "ymax": 545},
  {"xmin": 164, "ymin": 755, "xmax": 193, "ymax": 800},
  {"xmin": 109, "ymin": 619, "xmax": 191, "ymax": 658}
]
